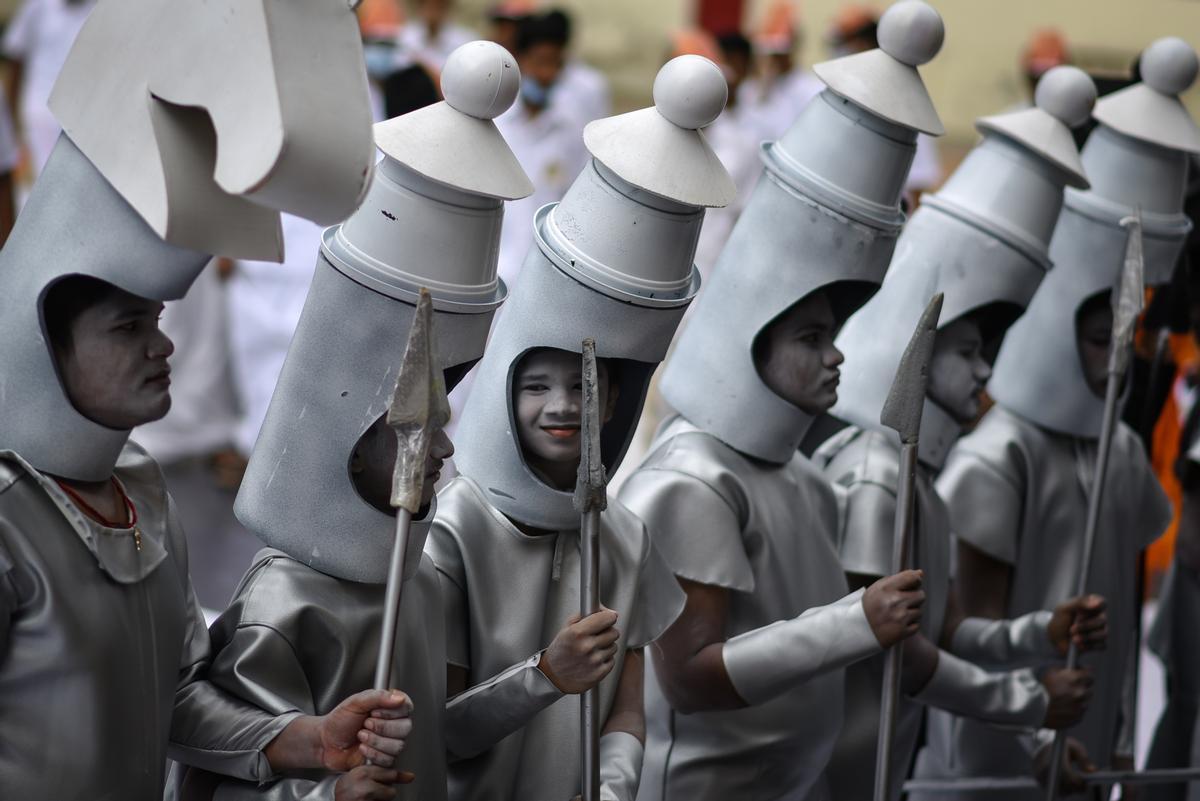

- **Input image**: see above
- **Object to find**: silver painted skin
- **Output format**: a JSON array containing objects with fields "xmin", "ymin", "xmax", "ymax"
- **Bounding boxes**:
[
  {"xmin": 912, "ymin": 406, "xmax": 1171, "ymax": 801},
  {"xmin": 618, "ymin": 416, "xmax": 866, "ymax": 801},
  {"xmin": 0, "ymin": 134, "xmax": 210, "ymax": 482},
  {"xmin": 195, "ymin": 548, "xmax": 448, "ymax": 801},
  {"xmin": 0, "ymin": 445, "xmax": 291, "ymax": 799},
  {"xmin": 426, "ymin": 476, "xmax": 685, "ymax": 801}
]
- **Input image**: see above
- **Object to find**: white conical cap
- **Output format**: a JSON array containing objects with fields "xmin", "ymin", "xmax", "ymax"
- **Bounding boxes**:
[
  {"xmin": 1093, "ymin": 37, "xmax": 1200, "ymax": 154},
  {"xmin": 373, "ymin": 40, "xmax": 534, "ymax": 200},
  {"xmin": 813, "ymin": 0, "xmax": 945, "ymax": 135},
  {"xmin": 976, "ymin": 65, "xmax": 1096, "ymax": 188},
  {"xmin": 583, "ymin": 54, "xmax": 737, "ymax": 208}
]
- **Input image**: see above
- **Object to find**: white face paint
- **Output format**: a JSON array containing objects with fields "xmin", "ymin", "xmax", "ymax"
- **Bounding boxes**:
[{"xmin": 927, "ymin": 315, "xmax": 993, "ymax": 426}]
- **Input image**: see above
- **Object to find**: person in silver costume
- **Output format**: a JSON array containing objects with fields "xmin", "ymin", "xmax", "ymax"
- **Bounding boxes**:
[
  {"xmin": 816, "ymin": 66, "xmax": 1109, "ymax": 801},
  {"xmin": 914, "ymin": 37, "xmax": 1200, "ymax": 801},
  {"xmin": 175, "ymin": 41, "xmax": 536, "ymax": 801},
  {"xmin": 427, "ymin": 54, "xmax": 736, "ymax": 801},
  {"xmin": 616, "ymin": 4, "xmax": 950, "ymax": 799}
]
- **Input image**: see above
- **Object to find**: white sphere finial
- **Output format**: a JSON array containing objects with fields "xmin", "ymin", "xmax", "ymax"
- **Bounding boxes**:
[
  {"xmin": 877, "ymin": 0, "xmax": 944, "ymax": 67},
  {"xmin": 1035, "ymin": 66, "xmax": 1096, "ymax": 128},
  {"xmin": 1141, "ymin": 37, "xmax": 1199, "ymax": 97},
  {"xmin": 441, "ymin": 40, "xmax": 521, "ymax": 120},
  {"xmin": 653, "ymin": 55, "xmax": 728, "ymax": 130}
]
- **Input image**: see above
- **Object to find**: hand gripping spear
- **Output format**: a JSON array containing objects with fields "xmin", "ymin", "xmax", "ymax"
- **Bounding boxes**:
[
  {"xmin": 1045, "ymin": 209, "xmax": 1146, "ymax": 800},
  {"xmin": 372, "ymin": 288, "xmax": 451, "ymax": 693},
  {"xmin": 875, "ymin": 293, "xmax": 944, "ymax": 801},
  {"xmin": 574, "ymin": 339, "xmax": 607, "ymax": 801}
]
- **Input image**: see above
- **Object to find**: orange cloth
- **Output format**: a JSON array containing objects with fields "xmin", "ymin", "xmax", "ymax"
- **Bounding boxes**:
[
  {"xmin": 670, "ymin": 29, "xmax": 723, "ymax": 64},
  {"xmin": 1022, "ymin": 29, "xmax": 1069, "ymax": 78},
  {"xmin": 358, "ymin": 0, "xmax": 405, "ymax": 39}
]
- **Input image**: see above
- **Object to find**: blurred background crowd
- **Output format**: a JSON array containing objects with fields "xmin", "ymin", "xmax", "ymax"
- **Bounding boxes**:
[{"xmin": 0, "ymin": 0, "xmax": 1196, "ymax": 766}]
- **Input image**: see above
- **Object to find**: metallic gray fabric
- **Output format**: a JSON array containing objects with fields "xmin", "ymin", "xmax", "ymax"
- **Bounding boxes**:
[
  {"xmin": 913, "ymin": 653, "xmax": 1047, "ymax": 728},
  {"xmin": 618, "ymin": 416, "xmax": 857, "ymax": 801},
  {"xmin": 723, "ymin": 588, "xmax": 878, "ymax": 706},
  {"xmin": 427, "ymin": 476, "xmax": 684, "ymax": 801},
  {"xmin": 197, "ymin": 548, "xmax": 448, "ymax": 801},
  {"xmin": 236, "ymin": 158, "xmax": 503, "ymax": 584},
  {"xmin": 600, "ymin": 731, "xmax": 645, "ymax": 801},
  {"xmin": 0, "ymin": 134, "xmax": 209, "ymax": 482},
  {"xmin": 0, "ymin": 444, "xmax": 290, "ymax": 799},
  {"xmin": 444, "ymin": 654, "xmax": 562, "ymax": 760},
  {"xmin": 660, "ymin": 88, "xmax": 921, "ymax": 464},
  {"xmin": 814, "ymin": 426, "xmax": 949, "ymax": 801},
  {"xmin": 950, "ymin": 611, "xmax": 1057, "ymax": 669},
  {"xmin": 990, "ymin": 125, "xmax": 1191, "ymax": 439},
  {"xmin": 912, "ymin": 405, "xmax": 1171, "ymax": 801},
  {"xmin": 450, "ymin": 160, "xmax": 702, "ymax": 531}
]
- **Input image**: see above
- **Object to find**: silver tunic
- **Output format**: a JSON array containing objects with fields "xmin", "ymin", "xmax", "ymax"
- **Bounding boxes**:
[
  {"xmin": 617, "ymin": 415, "xmax": 858, "ymax": 801},
  {"xmin": 0, "ymin": 444, "xmax": 291, "ymax": 800},
  {"xmin": 196, "ymin": 548, "xmax": 447, "ymax": 801},
  {"xmin": 814, "ymin": 426, "xmax": 950, "ymax": 801},
  {"xmin": 912, "ymin": 405, "xmax": 1171, "ymax": 801},
  {"xmin": 427, "ymin": 475, "xmax": 685, "ymax": 801},
  {"xmin": 1145, "ymin": 562, "xmax": 1200, "ymax": 801}
]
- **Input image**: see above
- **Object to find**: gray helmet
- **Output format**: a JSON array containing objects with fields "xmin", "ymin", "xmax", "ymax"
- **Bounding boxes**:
[
  {"xmin": 990, "ymin": 37, "xmax": 1200, "ymax": 439},
  {"xmin": 234, "ymin": 42, "xmax": 533, "ymax": 583},
  {"xmin": 660, "ymin": 0, "xmax": 946, "ymax": 464},
  {"xmin": 834, "ymin": 66, "xmax": 1097, "ymax": 468},
  {"xmin": 451, "ymin": 55, "xmax": 735, "ymax": 531}
]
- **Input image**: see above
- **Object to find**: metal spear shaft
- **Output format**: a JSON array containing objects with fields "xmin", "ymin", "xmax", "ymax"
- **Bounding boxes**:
[
  {"xmin": 373, "ymin": 288, "xmax": 451, "ymax": 692},
  {"xmin": 876, "ymin": 293, "xmax": 944, "ymax": 801},
  {"xmin": 575, "ymin": 339, "xmax": 607, "ymax": 801},
  {"xmin": 1044, "ymin": 211, "xmax": 1145, "ymax": 801},
  {"xmin": 904, "ymin": 766, "xmax": 1200, "ymax": 795}
]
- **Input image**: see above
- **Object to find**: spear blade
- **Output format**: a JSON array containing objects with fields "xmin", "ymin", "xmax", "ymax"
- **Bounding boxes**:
[
  {"xmin": 574, "ymin": 338, "xmax": 607, "ymax": 516},
  {"xmin": 1112, "ymin": 208, "xmax": 1146, "ymax": 378},
  {"xmin": 387, "ymin": 288, "xmax": 451, "ymax": 515},
  {"xmin": 881, "ymin": 293, "xmax": 945, "ymax": 443}
]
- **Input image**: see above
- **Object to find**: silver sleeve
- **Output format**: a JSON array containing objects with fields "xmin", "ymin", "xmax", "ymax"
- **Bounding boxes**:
[
  {"xmin": 599, "ymin": 731, "xmax": 645, "ymax": 801},
  {"xmin": 913, "ymin": 649, "xmax": 1048, "ymax": 728},
  {"xmin": 213, "ymin": 775, "xmax": 339, "ymax": 801},
  {"xmin": 444, "ymin": 653, "xmax": 564, "ymax": 760},
  {"xmin": 949, "ymin": 610, "xmax": 1057, "ymax": 668},
  {"xmin": 722, "ymin": 588, "xmax": 881, "ymax": 706}
]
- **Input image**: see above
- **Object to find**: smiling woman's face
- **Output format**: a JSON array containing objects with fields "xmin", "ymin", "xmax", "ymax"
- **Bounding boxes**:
[{"xmin": 512, "ymin": 348, "xmax": 618, "ymax": 491}]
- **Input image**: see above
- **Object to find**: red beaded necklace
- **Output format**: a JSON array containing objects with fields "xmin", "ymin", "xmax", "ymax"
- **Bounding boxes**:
[{"xmin": 54, "ymin": 477, "xmax": 142, "ymax": 551}]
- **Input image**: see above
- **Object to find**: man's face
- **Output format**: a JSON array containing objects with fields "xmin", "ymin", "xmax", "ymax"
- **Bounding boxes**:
[
  {"xmin": 519, "ymin": 42, "xmax": 565, "ymax": 91},
  {"xmin": 755, "ymin": 290, "xmax": 844, "ymax": 415},
  {"xmin": 55, "ymin": 289, "xmax": 174, "ymax": 430},
  {"xmin": 488, "ymin": 19, "xmax": 519, "ymax": 53},
  {"xmin": 415, "ymin": 0, "xmax": 451, "ymax": 28},
  {"xmin": 350, "ymin": 416, "xmax": 454, "ymax": 513},
  {"xmin": 927, "ymin": 315, "xmax": 993, "ymax": 426},
  {"xmin": 1076, "ymin": 299, "xmax": 1113, "ymax": 399},
  {"xmin": 512, "ymin": 348, "xmax": 617, "ymax": 490}
]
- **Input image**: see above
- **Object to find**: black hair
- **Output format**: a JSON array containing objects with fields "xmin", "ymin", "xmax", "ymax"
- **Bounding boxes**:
[
  {"xmin": 515, "ymin": 12, "xmax": 569, "ymax": 53},
  {"xmin": 382, "ymin": 65, "xmax": 440, "ymax": 119},
  {"xmin": 716, "ymin": 31, "xmax": 753, "ymax": 62},
  {"xmin": 1076, "ymin": 289, "xmax": 1113, "ymax": 326},
  {"xmin": 42, "ymin": 275, "xmax": 123, "ymax": 355}
]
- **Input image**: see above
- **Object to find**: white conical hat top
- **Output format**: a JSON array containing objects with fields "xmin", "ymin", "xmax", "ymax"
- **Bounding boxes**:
[
  {"xmin": 1093, "ymin": 37, "xmax": 1200, "ymax": 154},
  {"xmin": 976, "ymin": 65, "xmax": 1096, "ymax": 188},
  {"xmin": 583, "ymin": 54, "xmax": 737, "ymax": 208},
  {"xmin": 813, "ymin": 0, "xmax": 945, "ymax": 135},
  {"xmin": 374, "ymin": 40, "xmax": 534, "ymax": 200}
]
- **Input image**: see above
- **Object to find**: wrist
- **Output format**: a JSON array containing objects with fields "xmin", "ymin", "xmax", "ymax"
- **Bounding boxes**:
[
  {"xmin": 264, "ymin": 714, "xmax": 325, "ymax": 772},
  {"xmin": 536, "ymin": 649, "xmax": 566, "ymax": 693}
]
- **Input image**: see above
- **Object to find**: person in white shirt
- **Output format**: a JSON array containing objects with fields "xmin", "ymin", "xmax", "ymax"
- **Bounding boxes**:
[
  {"xmin": 545, "ymin": 8, "xmax": 611, "ymax": 125},
  {"xmin": 1, "ymin": 0, "xmax": 94, "ymax": 178},
  {"xmin": 395, "ymin": 0, "xmax": 475, "ymax": 72},
  {"xmin": 494, "ymin": 12, "xmax": 587, "ymax": 288}
]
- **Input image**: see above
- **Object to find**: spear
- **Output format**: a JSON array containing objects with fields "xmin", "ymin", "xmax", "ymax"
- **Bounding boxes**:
[
  {"xmin": 903, "ymin": 766, "xmax": 1200, "ymax": 795},
  {"xmin": 574, "ymin": 339, "xmax": 607, "ymax": 801},
  {"xmin": 875, "ymin": 293, "xmax": 945, "ymax": 801},
  {"xmin": 373, "ymin": 288, "xmax": 451, "ymax": 692},
  {"xmin": 1044, "ymin": 209, "xmax": 1145, "ymax": 800}
]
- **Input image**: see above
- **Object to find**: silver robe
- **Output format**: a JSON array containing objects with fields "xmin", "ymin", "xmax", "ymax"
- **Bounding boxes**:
[
  {"xmin": 0, "ymin": 444, "xmax": 291, "ymax": 800},
  {"xmin": 814, "ymin": 426, "xmax": 950, "ymax": 801},
  {"xmin": 617, "ymin": 415, "xmax": 859, "ymax": 801},
  {"xmin": 427, "ymin": 475, "xmax": 685, "ymax": 801},
  {"xmin": 912, "ymin": 405, "xmax": 1171, "ymax": 801},
  {"xmin": 197, "ymin": 547, "xmax": 447, "ymax": 801},
  {"xmin": 1145, "ymin": 561, "xmax": 1200, "ymax": 801}
]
